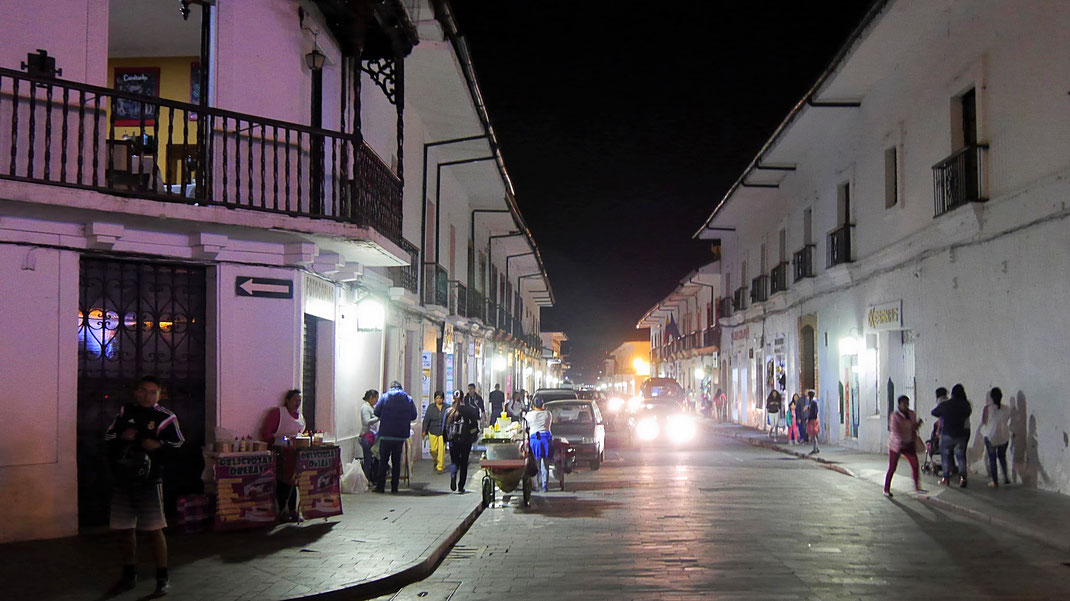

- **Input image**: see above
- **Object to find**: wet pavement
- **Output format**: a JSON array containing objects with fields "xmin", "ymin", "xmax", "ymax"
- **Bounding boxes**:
[{"xmin": 385, "ymin": 428, "xmax": 1070, "ymax": 601}]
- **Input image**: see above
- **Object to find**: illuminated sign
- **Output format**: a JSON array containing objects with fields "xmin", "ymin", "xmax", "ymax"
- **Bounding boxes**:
[{"xmin": 866, "ymin": 300, "xmax": 902, "ymax": 331}]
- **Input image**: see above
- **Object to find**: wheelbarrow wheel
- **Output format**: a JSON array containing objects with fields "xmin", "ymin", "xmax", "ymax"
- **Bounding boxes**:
[
  {"xmin": 522, "ymin": 475, "xmax": 532, "ymax": 506},
  {"xmin": 482, "ymin": 476, "xmax": 494, "ymax": 508}
]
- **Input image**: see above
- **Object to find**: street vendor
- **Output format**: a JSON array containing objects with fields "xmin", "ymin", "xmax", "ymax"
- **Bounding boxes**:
[
  {"xmin": 525, "ymin": 397, "xmax": 553, "ymax": 492},
  {"xmin": 260, "ymin": 389, "xmax": 305, "ymax": 522}
]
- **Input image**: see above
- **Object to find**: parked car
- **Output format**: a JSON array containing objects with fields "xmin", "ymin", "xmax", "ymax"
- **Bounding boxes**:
[
  {"xmin": 544, "ymin": 399, "xmax": 606, "ymax": 470},
  {"xmin": 531, "ymin": 387, "xmax": 581, "ymax": 405}
]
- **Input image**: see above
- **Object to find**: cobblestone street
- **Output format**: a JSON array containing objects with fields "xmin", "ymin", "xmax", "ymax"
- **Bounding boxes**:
[{"xmin": 388, "ymin": 430, "xmax": 1070, "ymax": 601}]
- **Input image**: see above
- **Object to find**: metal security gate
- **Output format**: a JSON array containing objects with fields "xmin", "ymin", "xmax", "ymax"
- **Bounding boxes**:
[
  {"xmin": 302, "ymin": 314, "xmax": 320, "ymax": 433},
  {"xmin": 77, "ymin": 257, "xmax": 207, "ymax": 528}
]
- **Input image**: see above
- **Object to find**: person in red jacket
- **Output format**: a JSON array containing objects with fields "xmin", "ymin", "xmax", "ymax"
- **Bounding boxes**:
[{"xmin": 883, "ymin": 395, "xmax": 925, "ymax": 497}]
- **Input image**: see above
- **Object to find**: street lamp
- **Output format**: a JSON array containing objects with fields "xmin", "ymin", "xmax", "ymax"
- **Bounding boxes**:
[{"xmin": 304, "ymin": 48, "xmax": 326, "ymax": 71}]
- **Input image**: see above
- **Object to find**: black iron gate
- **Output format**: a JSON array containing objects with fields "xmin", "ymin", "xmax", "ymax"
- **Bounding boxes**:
[
  {"xmin": 302, "ymin": 314, "xmax": 320, "ymax": 433},
  {"xmin": 77, "ymin": 257, "xmax": 207, "ymax": 528}
]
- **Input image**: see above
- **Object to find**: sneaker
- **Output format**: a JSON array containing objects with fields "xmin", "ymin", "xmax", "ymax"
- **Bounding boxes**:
[
  {"xmin": 450, "ymin": 473, "xmax": 457, "ymax": 491},
  {"xmin": 914, "ymin": 488, "xmax": 928, "ymax": 494},
  {"xmin": 154, "ymin": 577, "xmax": 170, "ymax": 596},
  {"xmin": 457, "ymin": 487, "xmax": 465, "ymax": 494},
  {"xmin": 939, "ymin": 478, "xmax": 949, "ymax": 485},
  {"xmin": 883, "ymin": 490, "xmax": 893, "ymax": 498},
  {"xmin": 960, "ymin": 477, "xmax": 968, "ymax": 488},
  {"xmin": 987, "ymin": 481, "xmax": 998, "ymax": 488}
]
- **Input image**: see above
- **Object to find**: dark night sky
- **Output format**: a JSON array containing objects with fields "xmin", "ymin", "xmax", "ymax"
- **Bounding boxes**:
[{"xmin": 449, "ymin": 1, "xmax": 874, "ymax": 378}]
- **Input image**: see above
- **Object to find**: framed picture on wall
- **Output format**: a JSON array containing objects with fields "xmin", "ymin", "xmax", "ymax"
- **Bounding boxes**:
[
  {"xmin": 112, "ymin": 67, "xmax": 160, "ymax": 126},
  {"xmin": 189, "ymin": 62, "xmax": 201, "ymax": 120}
]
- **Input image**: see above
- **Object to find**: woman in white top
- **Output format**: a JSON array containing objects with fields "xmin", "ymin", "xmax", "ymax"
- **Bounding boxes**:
[
  {"xmin": 525, "ymin": 397, "xmax": 553, "ymax": 492},
  {"xmin": 359, "ymin": 389, "xmax": 380, "ymax": 479},
  {"xmin": 980, "ymin": 386, "xmax": 1012, "ymax": 487}
]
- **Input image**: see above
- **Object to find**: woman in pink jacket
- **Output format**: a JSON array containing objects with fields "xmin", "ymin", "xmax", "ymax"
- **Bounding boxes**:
[{"xmin": 883, "ymin": 395, "xmax": 925, "ymax": 497}]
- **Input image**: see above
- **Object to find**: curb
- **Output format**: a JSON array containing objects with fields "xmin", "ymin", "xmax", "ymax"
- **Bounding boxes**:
[
  {"xmin": 714, "ymin": 424, "xmax": 1070, "ymax": 553},
  {"xmin": 302, "ymin": 477, "xmax": 485, "ymax": 601}
]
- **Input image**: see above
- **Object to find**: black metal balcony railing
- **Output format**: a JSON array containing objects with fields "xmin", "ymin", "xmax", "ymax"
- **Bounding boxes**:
[
  {"xmin": 732, "ymin": 286, "xmax": 748, "ymax": 312},
  {"xmin": 448, "ymin": 282, "xmax": 467, "ymax": 317},
  {"xmin": 770, "ymin": 262, "xmax": 788, "ymax": 294},
  {"xmin": 750, "ymin": 275, "xmax": 769, "ymax": 303},
  {"xmin": 484, "ymin": 299, "xmax": 497, "ymax": 328},
  {"xmin": 718, "ymin": 296, "xmax": 733, "ymax": 319},
  {"xmin": 793, "ymin": 245, "xmax": 816, "ymax": 282},
  {"xmin": 703, "ymin": 326, "xmax": 721, "ymax": 348},
  {"xmin": 467, "ymin": 288, "xmax": 483, "ymax": 322},
  {"xmin": 422, "ymin": 263, "xmax": 447, "ymax": 306},
  {"xmin": 826, "ymin": 224, "xmax": 853, "ymax": 268},
  {"xmin": 388, "ymin": 238, "xmax": 419, "ymax": 293},
  {"xmin": 933, "ymin": 143, "xmax": 988, "ymax": 217},
  {"xmin": 0, "ymin": 67, "xmax": 402, "ymax": 242}
]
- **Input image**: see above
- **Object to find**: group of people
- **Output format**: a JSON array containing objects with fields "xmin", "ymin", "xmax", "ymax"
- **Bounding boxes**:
[
  {"xmin": 765, "ymin": 389, "xmax": 822, "ymax": 455},
  {"xmin": 882, "ymin": 384, "xmax": 1013, "ymax": 497}
]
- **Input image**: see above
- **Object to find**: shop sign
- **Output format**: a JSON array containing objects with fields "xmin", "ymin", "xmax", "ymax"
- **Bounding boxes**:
[
  {"xmin": 421, "ymin": 351, "xmax": 432, "ymax": 408},
  {"xmin": 866, "ymin": 300, "xmax": 903, "ymax": 331},
  {"xmin": 731, "ymin": 326, "xmax": 749, "ymax": 350},
  {"xmin": 442, "ymin": 323, "xmax": 455, "ymax": 353},
  {"xmin": 474, "ymin": 338, "xmax": 482, "ymax": 358},
  {"xmin": 446, "ymin": 353, "xmax": 455, "ymax": 393},
  {"xmin": 296, "ymin": 446, "xmax": 343, "ymax": 519},
  {"xmin": 773, "ymin": 335, "xmax": 786, "ymax": 353},
  {"xmin": 215, "ymin": 451, "xmax": 276, "ymax": 530},
  {"xmin": 423, "ymin": 324, "xmax": 438, "ymax": 352}
]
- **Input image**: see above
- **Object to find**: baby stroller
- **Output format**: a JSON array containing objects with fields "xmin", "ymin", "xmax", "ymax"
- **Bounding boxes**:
[{"xmin": 921, "ymin": 423, "xmax": 942, "ymax": 475}]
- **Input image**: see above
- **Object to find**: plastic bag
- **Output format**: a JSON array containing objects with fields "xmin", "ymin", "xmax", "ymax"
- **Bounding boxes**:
[{"xmin": 340, "ymin": 459, "xmax": 368, "ymax": 494}]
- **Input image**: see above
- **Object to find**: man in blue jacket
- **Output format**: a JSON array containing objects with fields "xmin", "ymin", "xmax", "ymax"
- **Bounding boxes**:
[{"xmin": 374, "ymin": 380, "xmax": 418, "ymax": 493}]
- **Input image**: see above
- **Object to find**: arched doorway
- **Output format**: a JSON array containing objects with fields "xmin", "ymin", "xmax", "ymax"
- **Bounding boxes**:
[{"xmin": 798, "ymin": 316, "xmax": 818, "ymax": 394}]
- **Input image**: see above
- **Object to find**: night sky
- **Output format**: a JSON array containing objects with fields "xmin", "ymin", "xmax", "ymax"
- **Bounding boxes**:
[{"xmin": 449, "ymin": 1, "xmax": 874, "ymax": 378}]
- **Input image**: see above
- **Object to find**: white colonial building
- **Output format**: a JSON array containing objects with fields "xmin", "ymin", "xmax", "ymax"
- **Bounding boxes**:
[
  {"xmin": 0, "ymin": 0, "xmax": 553, "ymax": 543},
  {"xmin": 696, "ymin": 0, "xmax": 1070, "ymax": 493}
]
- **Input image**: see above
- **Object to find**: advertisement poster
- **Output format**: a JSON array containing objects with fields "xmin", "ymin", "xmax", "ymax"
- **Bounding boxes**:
[
  {"xmin": 112, "ymin": 67, "xmax": 160, "ymax": 126},
  {"xmin": 296, "ymin": 446, "xmax": 343, "ymax": 519},
  {"xmin": 214, "ymin": 451, "xmax": 276, "ymax": 530},
  {"xmin": 446, "ymin": 353, "xmax": 455, "ymax": 394}
]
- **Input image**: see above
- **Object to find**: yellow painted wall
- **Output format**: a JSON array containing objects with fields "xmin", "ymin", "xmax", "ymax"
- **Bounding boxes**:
[{"xmin": 107, "ymin": 56, "xmax": 200, "ymax": 184}]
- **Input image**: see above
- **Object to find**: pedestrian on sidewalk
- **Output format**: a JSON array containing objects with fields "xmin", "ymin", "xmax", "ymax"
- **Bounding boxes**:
[
  {"xmin": 932, "ymin": 387, "xmax": 953, "ymax": 476},
  {"xmin": 260, "ymin": 389, "xmax": 306, "ymax": 522},
  {"xmin": 423, "ymin": 391, "xmax": 447, "ymax": 473},
  {"xmin": 105, "ymin": 375, "xmax": 185, "ymax": 595},
  {"xmin": 374, "ymin": 381, "xmax": 417, "ymax": 494},
  {"xmin": 981, "ymin": 386, "xmax": 1012, "ymax": 487},
  {"xmin": 714, "ymin": 388, "xmax": 727, "ymax": 422},
  {"xmin": 465, "ymin": 383, "xmax": 485, "ymax": 425},
  {"xmin": 525, "ymin": 396, "xmax": 554, "ymax": 492},
  {"xmin": 786, "ymin": 395, "xmax": 800, "ymax": 445},
  {"xmin": 806, "ymin": 390, "xmax": 821, "ymax": 454},
  {"xmin": 445, "ymin": 390, "xmax": 481, "ymax": 493},
  {"xmin": 766, "ymin": 390, "xmax": 783, "ymax": 439},
  {"xmin": 488, "ymin": 383, "xmax": 506, "ymax": 419},
  {"xmin": 505, "ymin": 391, "xmax": 524, "ymax": 422},
  {"xmin": 359, "ymin": 389, "xmax": 380, "ymax": 481},
  {"xmin": 797, "ymin": 394, "xmax": 810, "ymax": 443},
  {"xmin": 883, "ymin": 395, "xmax": 925, "ymax": 497},
  {"xmin": 932, "ymin": 383, "xmax": 972, "ymax": 487}
]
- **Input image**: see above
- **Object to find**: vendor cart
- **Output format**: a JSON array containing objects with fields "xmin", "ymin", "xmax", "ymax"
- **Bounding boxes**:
[{"xmin": 480, "ymin": 436, "xmax": 534, "ymax": 508}]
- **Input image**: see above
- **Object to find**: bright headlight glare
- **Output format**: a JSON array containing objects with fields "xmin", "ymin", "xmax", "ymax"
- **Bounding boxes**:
[
  {"xmin": 636, "ymin": 417, "xmax": 659, "ymax": 441},
  {"xmin": 628, "ymin": 396, "xmax": 643, "ymax": 412},
  {"xmin": 609, "ymin": 397, "xmax": 624, "ymax": 412},
  {"xmin": 667, "ymin": 415, "xmax": 696, "ymax": 442}
]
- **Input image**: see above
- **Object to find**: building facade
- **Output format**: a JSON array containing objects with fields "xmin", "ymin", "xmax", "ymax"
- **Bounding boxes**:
[
  {"xmin": 696, "ymin": 0, "xmax": 1070, "ymax": 492},
  {"xmin": 0, "ymin": 0, "xmax": 553, "ymax": 543}
]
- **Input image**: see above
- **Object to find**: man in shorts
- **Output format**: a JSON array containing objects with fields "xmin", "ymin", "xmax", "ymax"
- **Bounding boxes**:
[{"xmin": 105, "ymin": 375, "xmax": 185, "ymax": 595}]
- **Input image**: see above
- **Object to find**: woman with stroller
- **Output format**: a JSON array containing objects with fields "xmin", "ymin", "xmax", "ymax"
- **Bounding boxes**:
[
  {"xmin": 980, "ymin": 386, "xmax": 1012, "ymax": 487},
  {"xmin": 444, "ymin": 390, "xmax": 480, "ymax": 493},
  {"xmin": 883, "ymin": 395, "xmax": 925, "ymax": 497}
]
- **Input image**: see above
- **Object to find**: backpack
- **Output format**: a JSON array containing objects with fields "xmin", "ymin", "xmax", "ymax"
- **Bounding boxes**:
[{"xmin": 446, "ymin": 410, "xmax": 466, "ymax": 443}]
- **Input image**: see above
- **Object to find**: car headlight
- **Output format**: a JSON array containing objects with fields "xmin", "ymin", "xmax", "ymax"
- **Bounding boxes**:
[
  {"xmin": 627, "ymin": 396, "xmax": 643, "ymax": 412},
  {"xmin": 636, "ymin": 417, "xmax": 659, "ymax": 441},
  {"xmin": 666, "ymin": 414, "xmax": 697, "ymax": 442},
  {"xmin": 608, "ymin": 397, "xmax": 624, "ymax": 412}
]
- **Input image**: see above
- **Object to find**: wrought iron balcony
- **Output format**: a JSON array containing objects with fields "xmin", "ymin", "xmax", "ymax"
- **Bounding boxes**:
[
  {"xmin": 732, "ymin": 286, "xmax": 748, "ymax": 312},
  {"xmin": 466, "ymin": 288, "xmax": 484, "ymax": 322},
  {"xmin": 770, "ymin": 262, "xmax": 789, "ymax": 294},
  {"xmin": 826, "ymin": 224, "xmax": 853, "ymax": 268},
  {"xmin": 933, "ymin": 143, "xmax": 988, "ymax": 217},
  {"xmin": 0, "ymin": 67, "xmax": 402, "ymax": 243},
  {"xmin": 750, "ymin": 275, "xmax": 769, "ymax": 303},
  {"xmin": 793, "ymin": 245, "xmax": 815, "ymax": 282},
  {"xmin": 718, "ymin": 296, "xmax": 733, "ymax": 319},
  {"xmin": 484, "ymin": 299, "xmax": 497, "ymax": 328},
  {"xmin": 448, "ymin": 282, "xmax": 467, "ymax": 317},
  {"xmin": 422, "ymin": 263, "xmax": 447, "ymax": 307},
  {"xmin": 703, "ymin": 326, "xmax": 721, "ymax": 348},
  {"xmin": 388, "ymin": 238, "xmax": 419, "ymax": 293}
]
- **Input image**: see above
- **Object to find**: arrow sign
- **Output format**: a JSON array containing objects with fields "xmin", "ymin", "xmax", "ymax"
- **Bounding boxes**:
[{"xmin": 235, "ymin": 277, "xmax": 293, "ymax": 299}]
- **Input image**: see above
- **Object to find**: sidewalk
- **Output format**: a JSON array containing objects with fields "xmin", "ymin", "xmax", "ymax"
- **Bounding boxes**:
[
  {"xmin": 711, "ymin": 421, "xmax": 1070, "ymax": 552},
  {"xmin": 0, "ymin": 458, "xmax": 482, "ymax": 601}
]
